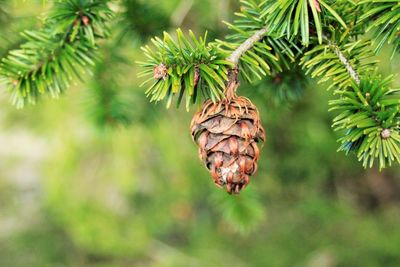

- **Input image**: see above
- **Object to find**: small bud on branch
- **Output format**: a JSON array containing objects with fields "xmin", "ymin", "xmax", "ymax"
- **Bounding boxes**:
[
  {"xmin": 381, "ymin": 129, "xmax": 391, "ymax": 139},
  {"xmin": 153, "ymin": 64, "xmax": 168, "ymax": 80}
]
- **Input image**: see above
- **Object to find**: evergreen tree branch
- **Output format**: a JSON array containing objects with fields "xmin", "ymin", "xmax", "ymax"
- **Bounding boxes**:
[
  {"xmin": 0, "ymin": 0, "xmax": 113, "ymax": 108},
  {"xmin": 260, "ymin": 0, "xmax": 347, "ymax": 46},
  {"xmin": 226, "ymin": 27, "xmax": 268, "ymax": 66},
  {"xmin": 137, "ymin": 29, "xmax": 233, "ymax": 110},
  {"xmin": 358, "ymin": 0, "xmax": 400, "ymax": 57},
  {"xmin": 301, "ymin": 31, "xmax": 377, "ymax": 90},
  {"xmin": 329, "ymin": 74, "xmax": 400, "ymax": 169},
  {"xmin": 324, "ymin": 36, "xmax": 361, "ymax": 85},
  {"xmin": 301, "ymin": 31, "xmax": 400, "ymax": 169},
  {"xmin": 218, "ymin": 0, "xmax": 300, "ymax": 82},
  {"xmin": 138, "ymin": 0, "xmax": 400, "ymax": 169}
]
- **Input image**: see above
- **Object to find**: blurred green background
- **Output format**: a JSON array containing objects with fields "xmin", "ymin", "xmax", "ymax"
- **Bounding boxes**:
[{"xmin": 0, "ymin": 1, "xmax": 399, "ymax": 266}]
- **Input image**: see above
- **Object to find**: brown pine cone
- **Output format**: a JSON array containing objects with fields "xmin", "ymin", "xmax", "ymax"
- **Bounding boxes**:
[{"xmin": 190, "ymin": 80, "xmax": 265, "ymax": 194}]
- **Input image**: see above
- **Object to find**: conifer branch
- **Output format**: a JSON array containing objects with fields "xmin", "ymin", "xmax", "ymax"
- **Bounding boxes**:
[
  {"xmin": 324, "ymin": 36, "xmax": 361, "ymax": 85},
  {"xmin": 224, "ymin": 27, "xmax": 269, "ymax": 97},
  {"xmin": 0, "ymin": 0, "xmax": 113, "ymax": 108},
  {"xmin": 301, "ymin": 32, "xmax": 376, "ymax": 91},
  {"xmin": 226, "ymin": 27, "xmax": 268, "ymax": 66},
  {"xmin": 67, "ymin": 0, "xmax": 400, "ymax": 170},
  {"xmin": 138, "ymin": 29, "xmax": 233, "ymax": 110},
  {"xmin": 358, "ymin": 0, "xmax": 400, "ymax": 57}
]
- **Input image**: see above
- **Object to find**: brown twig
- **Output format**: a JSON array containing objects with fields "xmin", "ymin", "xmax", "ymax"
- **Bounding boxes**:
[
  {"xmin": 226, "ymin": 27, "xmax": 268, "ymax": 67},
  {"xmin": 225, "ymin": 68, "xmax": 239, "ymax": 101},
  {"xmin": 225, "ymin": 27, "xmax": 268, "ymax": 96}
]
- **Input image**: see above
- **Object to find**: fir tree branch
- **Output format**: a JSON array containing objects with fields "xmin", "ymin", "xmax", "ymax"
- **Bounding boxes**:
[
  {"xmin": 137, "ymin": 0, "xmax": 400, "ymax": 169},
  {"xmin": 261, "ymin": 0, "xmax": 347, "ymax": 46},
  {"xmin": 218, "ymin": 0, "xmax": 298, "ymax": 83},
  {"xmin": 226, "ymin": 27, "xmax": 268, "ymax": 66},
  {"xmin": 358, "ymin": 0, "xmax": 400, "ymax": 57},
  {"xmin": 324, "ymin": 36, "xmax": 361, "ymax": 85},
  {"xmin": 329, "ymin": 73, "xmax": 400, "ymax": 169},
  {"xmin": 0, "ymin": 0, "xmax": 113, "ymax": 108},
  {"xmin": 138, "ymin": 29, "xmax": 233, "ymax": 110},
  {"xmin": 301, "ymin": 31, "xmax": 376, "ymax": 91}
]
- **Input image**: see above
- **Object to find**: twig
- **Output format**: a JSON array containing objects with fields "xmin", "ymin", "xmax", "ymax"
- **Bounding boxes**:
[
  {"xmin": 225, "ymin": 27, "xmax": 268, "ymax": 97},
  {"xmin": 227, "ymin": 27, "xmax": 268, "ymax": 66},
  {"xmin": 324, "ymin": 36, "xmax": 361, "ymax": 85},
  {"xmin": 225, "ymin": 68, "xmax": 239, "ymax": 100}
]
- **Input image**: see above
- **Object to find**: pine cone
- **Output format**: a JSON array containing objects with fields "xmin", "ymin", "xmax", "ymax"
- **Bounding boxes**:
[{"xmin": 190, "ymin": 80, "xmax": 265, "ymax": 194}]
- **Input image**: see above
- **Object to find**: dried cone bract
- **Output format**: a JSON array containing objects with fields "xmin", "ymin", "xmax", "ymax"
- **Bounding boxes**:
[{"xmin": 190, "ymin": 79, "xmax": 265, "ymax": 194}]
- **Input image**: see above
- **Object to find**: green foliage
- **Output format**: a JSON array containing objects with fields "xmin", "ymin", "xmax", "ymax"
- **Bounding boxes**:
[
  {"xmin": 0, "ymin": 0, "xmax": 399, "ymax": 170},
  {"xmin": 359, "ymin": 0, "xmax": 400, "ymax": 57},
  {"xmin": 122, "ymin": 0, "xmax": 400, "ymax": 168},
  {"xmin": 217, "ymin": 0, "xmax": 298, "ymax": 82},
  {"xmin": 300, "ymin": 28, "xmax": 400, "ymax": 169},
  {"xmin": 138, "ymin": 29, "xmax": 233, "ymax": 110},
  {"xmin": 330, "ymin": 73, "xmax": 400, "ymax": 169},
  {"xmin": 300, "ymin": 32, "xmax": 377, "ymax": 90},
  {"xmin": 0, "ymin": 0, "xmax": 113, "ymax": 108},
  {"xmin": 1, "ymin": 2, "xmax": 400, "ymax": 266},
  {"xmin": 261, "ymin": 0, "xmax": 347, "ymax": 45},
  {"xmin": 3, "ymin": 81, "xmax": 400, "ymax": 265}
]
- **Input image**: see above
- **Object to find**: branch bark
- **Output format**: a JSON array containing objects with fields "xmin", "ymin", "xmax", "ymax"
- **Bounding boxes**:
[
  {"xmin": 226, "ymin": 27, "xmax": 268, "ymax": 66},
  {"xmin": 225, "ymin": 27, "xmax": 268, "ymax": 97},
  {"xmin": 324, "ymin": 37, "xmax": 361, "ymax": 85}
]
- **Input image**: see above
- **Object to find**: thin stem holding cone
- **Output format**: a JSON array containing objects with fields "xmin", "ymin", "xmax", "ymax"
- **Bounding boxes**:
[
  {"xmin": 225, "ymin": 27, "xmax": 268, "ymax": 97},
  {"xmin": 225, "ymin": 68, "xmax": 239, "ymax": 101}
]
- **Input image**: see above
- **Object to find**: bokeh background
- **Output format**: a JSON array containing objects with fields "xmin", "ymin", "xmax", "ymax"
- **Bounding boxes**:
[{"xmin": 0, "ymin": 1, "xmax": 399, "ymax": 266}]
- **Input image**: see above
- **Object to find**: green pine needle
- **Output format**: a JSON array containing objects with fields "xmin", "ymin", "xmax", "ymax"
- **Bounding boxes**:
[
  {"xmin": 330, "ymin": 73, "xmax": 400, "ymax": 169},
  {"xmin": 0, "ymin": 0, "xmax": 113, "ymax": 108},
  {"xmin": 137, "ymin": 29, "xmax": 233, "ymax": 110}
]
